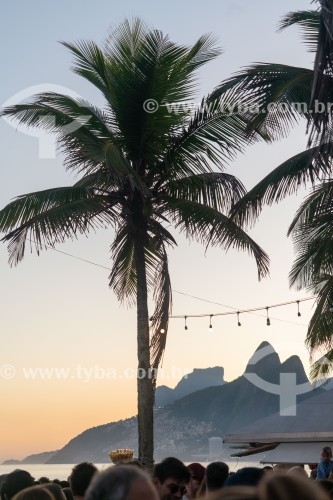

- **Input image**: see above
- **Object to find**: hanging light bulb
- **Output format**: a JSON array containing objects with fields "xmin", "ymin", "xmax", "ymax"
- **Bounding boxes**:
[
  {"xmin": 266, "ymin": 307, "xmax": 271, "ymax": 326},
  {"xmin": 160, "ymin": 328, "xmax": 165, "ymax": 334},
  {"xmin": 297, "ymin": 300, "xmax": 301, "ymax": 317},
  {"xmin": 209, "ymin": 315, "xmax": 213, "ymax": 329},
  {"xmin": 237, "ymin": 311, "xmax": 241, "ymax": 327},
  {"xmin": 184, "ymin": 316, "xmax": 188, "ymax": 331}
]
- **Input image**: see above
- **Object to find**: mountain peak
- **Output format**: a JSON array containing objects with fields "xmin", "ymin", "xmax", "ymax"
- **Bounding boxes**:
[
  {"xmin": 244, "ymin": 342, "xmax": 281, "ymax": 382},
  {"xmin": 155, "ymin": 366, "xmax": 225, "ymax": 407},
  {"xmin": 255, "ymin": 341, "xmax": 275, "ymax": 352},
  {"xmin": 280, "ymin": 355, "xmax": 309, "ymax": 384}
]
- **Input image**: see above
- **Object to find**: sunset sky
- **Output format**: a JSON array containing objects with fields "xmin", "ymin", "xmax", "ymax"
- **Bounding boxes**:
[{"xmin": 0, "ymin": 0, "xmax": 316, "ymax": 462}]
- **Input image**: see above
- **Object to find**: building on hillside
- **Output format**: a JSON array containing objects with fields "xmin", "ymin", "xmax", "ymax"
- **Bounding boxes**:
[{"xmin": 209, "ymin": 437, "xmax": 223, "ymax": 460}]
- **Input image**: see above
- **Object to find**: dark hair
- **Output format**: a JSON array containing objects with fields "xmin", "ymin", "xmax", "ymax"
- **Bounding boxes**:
[
  {"xmin": 43, "ymin": 484, "xmax": 65, "ymax": 500},
  {"xmin": 206, "ymin": 462, "xmax": 229, "ymax": 491},
  {"xmin": 153, "ymin": 457, "xmax": 190, "ymax": 484},
  {"xmin": 70, "ymin": 462, "xmax": 97, "ymax": 497},
  {"xmin": 264, "ymin": 475, "xmax": 328, "ymax": 500},
  {"xmin": 224, "ymin": 467, "xmax": 264, "ymax": 489},
  {"xmin": 2, "ymin": 470, "xmax": 34, "ymax": 500},
  {"xmin": 11, "ymin": 486, "xmax": 54, "ymax": 500},
  {"xmin": 322, "ymin": 447, "xmax": 333, "ymax": 458},
  {"xmin": 61, "ymin": 488, "xmax": 73, "ymax": 500},
  {"xmin": 85, "ymin": 465, "xmax": 152, "ymax": 500}
]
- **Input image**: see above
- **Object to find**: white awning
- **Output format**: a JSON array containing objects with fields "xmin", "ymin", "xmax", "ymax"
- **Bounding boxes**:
[{"xmin": 260, "ymin": 442, "xmax": 333, "ymax": 464}]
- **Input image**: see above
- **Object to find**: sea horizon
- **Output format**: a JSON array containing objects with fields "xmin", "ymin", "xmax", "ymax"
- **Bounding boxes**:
[{"xmin": 0, "ymin": 460, "xmax": 261, "ymax": 481}]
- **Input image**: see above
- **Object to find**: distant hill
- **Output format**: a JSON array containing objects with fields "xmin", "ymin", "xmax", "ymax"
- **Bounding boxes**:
[
  {"xmin": 6, "ymin": 342, "xmax": 324, "ymax": 464},
  {"xmin": 168, "ymin": 341, "xmax": 316, "ymax": 436},
  {"xmin": 2, "ymin": 451, "xmax": 57, "ymax": 466},
  {"xmin": 155, "ymin": 367, "xmax": 225, "ymax": 407},
  {"xmin": 45, "ymin": 342, "xmax": 323, "ymax": 463},
  {"xmin": 21, "ymin": 451, "xmax": 57, "ymax": 464}
]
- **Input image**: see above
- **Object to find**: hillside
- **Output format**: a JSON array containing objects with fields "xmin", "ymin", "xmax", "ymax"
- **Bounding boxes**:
[
  {"xmin": 45, "ymin": 342, "xmax": 323, "ymax": 463},
  {"xmin": 155, "ymin": 366, "xmax": 225, "ymax": 407}
]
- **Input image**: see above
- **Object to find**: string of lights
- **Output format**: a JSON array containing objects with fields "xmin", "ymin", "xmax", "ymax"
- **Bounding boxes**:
[
  {"xmin": 25, "ymin": 239, "xmax": 316, "ymax": 328},
  {"xmin": 171, "ymin": 290, "xmax": 311, "ymax": 327},
  {"xmin": 169, "ymin": 297, "xmax": 315, "ymax": 330}
]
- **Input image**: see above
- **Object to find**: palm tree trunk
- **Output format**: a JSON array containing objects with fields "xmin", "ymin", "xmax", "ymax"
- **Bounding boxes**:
[{"xmin": 134, "ymin": 237, "xmax": 154, "ymax": 470}]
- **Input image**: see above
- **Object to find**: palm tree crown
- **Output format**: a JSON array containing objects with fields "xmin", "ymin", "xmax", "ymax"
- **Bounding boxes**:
[{"xmin": 0, "ymin": 18, "xmax": 269, "ymax": 465}]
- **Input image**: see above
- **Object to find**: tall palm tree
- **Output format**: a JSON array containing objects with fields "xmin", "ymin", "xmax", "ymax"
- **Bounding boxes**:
[
  {"xmin": 209, "ymin": 4, "xmax": 333, "ymax": 379},
  {"xmin": 0, "ymin": 19, "xmax": 269, "ymax": 466}
]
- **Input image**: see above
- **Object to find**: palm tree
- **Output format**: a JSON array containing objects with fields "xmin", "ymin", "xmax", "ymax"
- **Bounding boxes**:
[
  {"xmin": 0, "ymin": 19, "xmax": 270, "ymax": 467},
  {"xmin": 209, "ymin": 5, "xmax": 333, "ymax": 379}
]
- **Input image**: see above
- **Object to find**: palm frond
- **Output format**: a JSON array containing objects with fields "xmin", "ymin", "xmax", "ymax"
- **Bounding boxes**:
[
  {"xmin": 0, "ymin": 188, "xmax": 118, "ymax": 266},
  {"xmin": 164, "ymin": 172, "xmax": 246, "ymax": 213},
  {"xmin": 309, "ymin": 0, "xmax": 333, "ymax": 142},
  {"xmin": 230, "ymin": 145, "xmax": 332, "ymax": 228},
  {"xmin": 101, "ymin": 19, "xmax": 225, "ymax": 166},
  {"xmin": 109, "ymin": 218, "xmax": 176, "ymax": 305},
  {"xmin": 210, "ymin": 64, "xmax": 313, "ymax": 140},
  {"xmin": 61, "ymin": 40, "xmax": 113, "ymax": 102},
  {"xmin": 279, "ymin": 10, "xmax": 320, "ymax": 52},
  {"xmin": 1, "ymin": 93, "xmax": 113, "ymax": 174},
  {"xmin": 149, "ymin": 243, "xmax": 172, "ymax": 375},
  {"xmin": 288, "ymin": 181, "xmax": 333, "ymax": 289},
  {"xmin": 109, "ymin": 223, "xmax": 137, "ymax": 305},
  {"xmin": 310, "ymin": 347, "xmax": 333, "ymax": 380},
  {"xmin": 288, "ymin": 179, "xmax": 333, "ymax": 233},
  {"xmin": 161, "ymin": 197, "xmax": 269, "ymax": 280},
  {"xmin": 163, "ymin": 90, "xmax": 269, "ymax": 182},
  {"xmin": 305, "ymin": 275, "xmax": 333, "ymax": 350}
]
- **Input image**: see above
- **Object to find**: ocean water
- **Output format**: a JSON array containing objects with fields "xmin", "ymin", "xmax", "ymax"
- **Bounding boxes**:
[{"xmin": 0, "ymin": 460, "xmax": 260, "ymax": 480}]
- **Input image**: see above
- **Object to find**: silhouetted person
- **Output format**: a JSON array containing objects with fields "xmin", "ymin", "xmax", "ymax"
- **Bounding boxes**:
[
  {"xmin": 317, "ymin": 446, "xmax": 333, "ymax": 479},
  {"xmin": 224, "ymin": 467, "xmax": 264, "ymax": 488},
  {"xmin": 85, "ymin": 465, "xmax": 158, "ymax": 500},
  {"xmin": 1, "ymin": 470, "xmax": 34, "ymax": 500},
  {"xmin": 206, "ymin": 462, "xmax": 229, "ymax": 493},
  {"xmin": 12, "ymin": 487, "xmax": 55, "ymax": 500},
  {"xmin": 69, "ymin": 462, "xmax": 97, "ymax": 500},
  {"xmin": 185, "ymin": 463, "xmax": 205, "ymax": 499}
]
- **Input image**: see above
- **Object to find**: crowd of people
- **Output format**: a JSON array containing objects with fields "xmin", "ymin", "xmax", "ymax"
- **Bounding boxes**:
[{"xmin": 1, "ymin": 446, "xmax": 333, "ymax": 500}]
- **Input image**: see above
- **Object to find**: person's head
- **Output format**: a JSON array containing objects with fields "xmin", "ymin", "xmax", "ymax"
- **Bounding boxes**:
[
  {"xmin": 69, "ymin": 462, "xmax": 98, "ymax": 498},
  {"xmin": 2, "ymin": 470, "xmax": 35, "ymax": 500},
  {"xmin": 322, "ymin": 447, "xmax": 333, "ymax": 463},
  {"xmin": 12, "ymin": 486, "xmax": 55, "ymax": 500},
  {"xmin": 206, "ymin": 462, "xmax": 229, "ymax": 492},
  {"xmin": 262, "ymin": 466, "xmax": 273, "ymax": 473},
  {"xmin": 205, "ymin": 486, "xmax": 259, "ymax": 500},
  {"xmin": 42, "ymin": 484, "xmax": 66, "ymax": 500},
  {"xmin": 287, "ymin": 466, "xmax": 308, "ymax": 479},
  {"xmin": 261, "ymin": 475, "xmax": 329, "ymax": 500},
  {"xmin": 38, "ymin": 478, "xmax": 50, "ymax": 485},
  {"xmin": 61, "ymin": 489, "xmax": 73, "ymax": 500},
  {"xmin": 153, "ymin": 457, "xmax": 190, "ymax": 500},
  {"xmin": 85, "ymin": 465, "xmax": 158, "ymax": 500},
  {"xmin": 186, "ymin": 463, "xmax": 205, "ymax": 498},
  {"xmin": 224, "ymin": 468, "xmax": 264, "ymax": 489}
]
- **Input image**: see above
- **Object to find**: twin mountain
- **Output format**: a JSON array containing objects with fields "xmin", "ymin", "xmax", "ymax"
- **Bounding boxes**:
[{"xmin": 4, "ymin": 342, "xmax": 330, "ymax": 464}]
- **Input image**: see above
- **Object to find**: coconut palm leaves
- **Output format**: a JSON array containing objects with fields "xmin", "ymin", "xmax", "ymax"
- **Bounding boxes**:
[
  {"xmin": 210, "ymin": 6, "xmax": 333, "ymax": 378},
  {"xmin": 309, "ymin": 0, "xmax": 333, "ymax": 146},
  {"xmin": 0, "ymin": 18, "xmax": 270, "ymax": 465}
]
